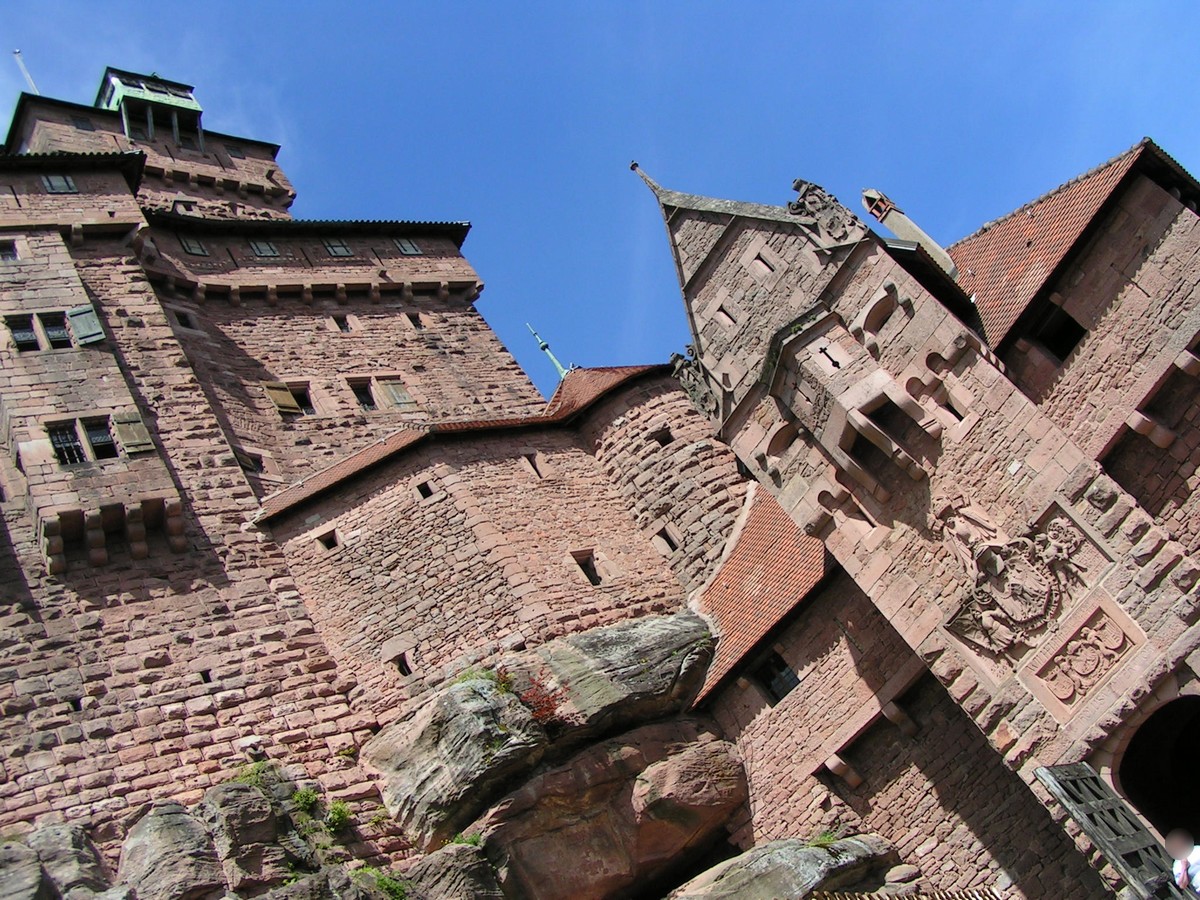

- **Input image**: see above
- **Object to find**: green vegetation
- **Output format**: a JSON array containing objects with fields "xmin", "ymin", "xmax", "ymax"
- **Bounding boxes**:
[
  {"xmin": 452, "ymin": 666, "xmax": 514, "ymax": 693},
  {"xmin": 291, "ymin": 787, "xmax": 319, "ymax": 813},
  {"xmin": 231, "ymin": 761, "xmax": 275, "ymax": 789},
  {"xmin": 325, "ymin": 800, "xmax": 353, "ymax": 832},
  {"xmin": 352, "ymin": 865, "xmax": 410, "ymax": 899},
  {"xmin": 807, "ymin": 828, "xmax": 840, "ymax": 848},
  {"xmin": 335, "ymin": 745, "xmax": 358, "ymax": 759},
  {"xmin": 450, "ymin": 831, "xmax": 483, "ymax": 846}
]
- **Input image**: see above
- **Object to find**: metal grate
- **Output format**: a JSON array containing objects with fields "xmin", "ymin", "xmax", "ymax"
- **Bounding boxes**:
[
  {"xmin": 1037, "ymin": 763, "xmax": 1189, "ymax": 899},
  {"xmin": 49, "ymin": 423, "xmax": 86, "ymax": 465},
  {"xmin": 39, "ymin": 313, "xmax": 72, "ymax": 349},
  {"xmin": 813, "ymin": 891, "xmax": 1005, "ymax": 899},
  {"xmin": 84, "ymin": 419, "xmax": 118, "ymax": 460}
]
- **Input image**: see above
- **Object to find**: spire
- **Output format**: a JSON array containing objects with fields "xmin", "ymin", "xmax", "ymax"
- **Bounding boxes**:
[
  {"xmin": 527, "ymin": 323, "xmax": 569, "ymax": 380},
  {"xmin": 630, "ymin": 160, "xmax": 663, "ymax": 196}
]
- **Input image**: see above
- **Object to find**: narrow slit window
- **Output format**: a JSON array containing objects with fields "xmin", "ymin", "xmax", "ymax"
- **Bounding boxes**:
[
  {"xmin": 753, "ymin": 652, "xmax": 800, "ymax": 706},
  {"xmin": 248, "ymin": 239, "xmax": 279, "ymax": 258},
  {"xmin": 351, "ymin": 381, "xmax": 377, "ymax": 411},
  {"xmin": 324, "ymin": 238, "xmax": 353, "ymax": 257},
  {"xmin": 174, "ymin": 311, "xmax": 196, "ymax": 330},
  {"xmin": 714, "ymin": 305, "xmax": 737, "ymax": 328},
  {"xmin": 332, "ymin": 315, "xmax": 352, "ymax": 333},
  {"xmin": 199, "ymin": 669, "xmax": 212, "ymax": 684},
  {"xmin": 48, "ymin": 423, "xmax": 86, "ymax": 465},
  {"xmin": 416, "ymin": 480, "xmax": 434, "ymax": 500},
  {"xmin": 649, "ymin": 427, "xmax": 674, "ymax": 447},
  {"xmin": 655, "ymin": 526, "xmax": 679, "ymax": 554},
  {"xmin": 574, "ymin": 550, "xmax": 602, "ymax": 586},
  {"xmin": 0, "ymin": 241, "xmax": 17, "ymax": 262},
  {"xmin": 394, "ymin": 238, "xmax": 422, "ymax": 255},
  {"xmin": 396, "ymin": 653, "xmax": 413, "ymax": 677},
  {"xmin": 406, "ymin": 312, "xmax": 425, "ymax": 330},
  {"xmin": 84, "ymin": 419, "xmax": 118, "ymax": 460},
  {"xmin": 316, "ymin": 530, "xmax": 339, "ymax": 550},
  {"xmin": 42, "ymin": 174, "xmax": 78, "ymax": 194},
  {"xmin": 234, "ymin": 449, "xmax": 263, "ymax": 473},
  {"xmin": 179, "ymin": 235, "xmax": 209, "ymax": 257},
  {"xmin": 39, "ymin": 313, "xmax": 72, "ymax": 349},
  {"xmin": 523, "ymin": 453, "xmax": 543, "ymax": 478},
  {"xmin": 8, "ymin": 315, "xmax": 39, "ymax": 351}
]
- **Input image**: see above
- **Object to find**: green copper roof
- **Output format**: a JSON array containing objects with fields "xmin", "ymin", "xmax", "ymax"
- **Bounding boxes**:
[{"xmin": 95, "ymin": 67, "xmax": 201, "ymax": 114}]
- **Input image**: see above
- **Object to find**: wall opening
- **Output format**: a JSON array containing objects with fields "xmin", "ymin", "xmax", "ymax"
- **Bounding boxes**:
[
  {"xmin": 573, "ymin": 550, "xmax": 603, "ymax": 586},
  {"xmin": 649, "ymin": 427, "xmax": 674, "ymax": 447},
  {"xmin": 316, "ymin": 530, "xmax": 338, "ymax": 550},
  {"xmin": 1117, "ymin": 696, "xmax": 1200, "ymax": 835},
  {"xmin": 752, "ymin": 651, "xmax": 800, "ymax": 706}
]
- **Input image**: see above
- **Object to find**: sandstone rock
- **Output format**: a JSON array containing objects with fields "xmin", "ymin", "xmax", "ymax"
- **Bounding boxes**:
[
  {"xmin": 665, "ymin": 834, "xmax": 897, "ymax": 899},
  {"xmin": 195, "ymin": 782, "xmax": 290, "ymax": 891},
  {"xmin": 0, "ymin": 841, "xmax": 50, "ymax": 900},
  {"xmin": 478, "ymin": 718, "xmax": 746, "ymax": 900},
  {"xmin": 404, "ymin": 843, "xmax": 503, "ymax": 899},
  {"xmin": 886, "ymin": 863, "xmax": 921, "ymax": 884},
  {"xmin": 261, "ymin": 866, "xmax": 372, "ymax": 899},
  {"xmin": 362, "ymin": 673, "xmax": 547, "ymax": 849},
  {"xmin": 115, "ymin": 801, "xmax": 225, "ymax": 900},
  {"xmin": 26, "ymin": 823, "xmax": 107, "ymax": 895},
  {"xmin": 361, "ymin": 612, "xmax": 713, "ymax": 850}
]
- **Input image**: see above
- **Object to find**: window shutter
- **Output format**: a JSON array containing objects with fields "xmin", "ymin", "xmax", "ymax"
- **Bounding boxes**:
[
  {"xmin": 112, "ymin": 411, "xmax": 154, "ymax": 454},
  {"xmin": 263, "ymin": 381, "xmax": 301, "ymax": 413},
  {"xmin": 378, "ymin": 380, "xmax": 416, "ymax": 409},
  {"xmin": 66, "ymin": 305, "xmax": 105, "ymax": 345}
]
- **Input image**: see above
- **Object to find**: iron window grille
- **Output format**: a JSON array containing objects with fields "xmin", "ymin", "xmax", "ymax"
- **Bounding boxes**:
[
  {"xmin": 39, "ymin": 313, "xmax": 72, "ymax": 349},
  {"xmin": 49, "ymin": 423, "xmax": 87, "ymax": 465},
  {"xmin": 7, "ymin": 316, "xmax": 39, "ymax": 351},
  {"xmin": 84, "ymin": 419, "xmax": 118, "ymax": 460}
]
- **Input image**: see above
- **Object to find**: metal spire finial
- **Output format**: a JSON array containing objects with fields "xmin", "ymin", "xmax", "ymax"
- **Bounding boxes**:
[
  {"xmin": 630, "ymin": 160, "xmax": 663, "ymax": 194},
  {"xmin": 527, "ymin": 323, "xmax": 569, "ymax": 380}
]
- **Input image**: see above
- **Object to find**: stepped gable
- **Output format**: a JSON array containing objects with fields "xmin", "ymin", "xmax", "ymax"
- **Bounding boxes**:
[
  {"xmin": 695, "ymin": 489, "xmax": 826, "ymax": 700},
  {"xmin": 949, "ymin": 138, "xmax": 1200, "ymax": 345},
  {"xmin": 255, "ymin": 364, "xmax": 666, "ymax": 520}
]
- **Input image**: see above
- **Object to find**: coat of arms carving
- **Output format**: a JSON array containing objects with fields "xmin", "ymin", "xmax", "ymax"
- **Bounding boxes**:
[{"xmin": 934, "ymin": 498, "xmax": 1086, "ymax": 660}]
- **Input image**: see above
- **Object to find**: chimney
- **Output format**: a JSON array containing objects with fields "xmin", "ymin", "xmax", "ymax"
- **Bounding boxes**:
[{"xmin": 862, "ymin": 188, "xmax": 958, "ymax": 280}]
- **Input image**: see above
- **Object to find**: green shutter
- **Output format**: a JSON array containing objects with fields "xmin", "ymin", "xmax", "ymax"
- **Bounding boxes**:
[
  {"xmin": 112, "ymin": 411, "xmax": 154, "ymax": 454},
  {"xmin": 378, "ymin": 379, "xmax": 416, "ymax": 409},
  {"xmin": 66, "ymin": 305, "xmax": 105, "ymax": 345},
  {"xmin": 263, "ymin": 381, "xmax": 301, "ymax": 413}
]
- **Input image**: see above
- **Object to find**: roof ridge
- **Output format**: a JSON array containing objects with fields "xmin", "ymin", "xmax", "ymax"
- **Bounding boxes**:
[{"xmin": 948, "ymin": 138, "xmax": 1148, "ymax": 249}]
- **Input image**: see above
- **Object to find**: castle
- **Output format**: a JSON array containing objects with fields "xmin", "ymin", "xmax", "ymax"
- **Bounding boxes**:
[{"xmin": 0, "ymin": 67, "xmax": 1195, "ymax": 899}]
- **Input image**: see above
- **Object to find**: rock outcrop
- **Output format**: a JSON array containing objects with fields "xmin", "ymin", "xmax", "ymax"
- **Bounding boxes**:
[
  {"xmin": 0, "ymin": 841, "xmax": 50, "ymax": 900},
  {"xmin": 116, "ymin": 801, "xmax": 226, "ymax": 900},
  {"xmin": 477, "ymin": 718, "xmax": 747, "ymax": 900},
  {"xmin": 362, "ymin": 611, "xmax": 713, "ymax": 849},
  {"xmin": 665, "ymin": 834, "xmax": 899, "ymax": 899},
  {"xmin": 195, "ymin": 783, "xmax": 291, "ymax": 892},
  {"xmin": 404, "ymin": 843, "xmax": 504, "ymax": 899}
]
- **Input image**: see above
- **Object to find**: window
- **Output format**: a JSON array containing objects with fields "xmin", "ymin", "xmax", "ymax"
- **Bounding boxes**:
[
  {"xmin": 83, "ymin": 419, "xmax": 118, "ymax": 460},
  {"xmin": 234, "ymin": 449, "xmax": 263, "ymax": 473},
  {"xmin": 649, "ymin": 427, "xmax": 674, "ymax": 447},
  {"xmin": 332, "ymin": 315, "xmax": 352, "ymax": 333},
  {"xmin": 263, "ymin": 381, "xmax": 315, "ymax": 416},
  {"xmin": 394, "ymin": 238, "xmax": 422, "ymax": 255},
  {"xmin": 1030, "ymin": 304, "xmax": 1087, "ymax": 363},
  {"xmin": 7, "ymin": 316, "xmax": 39, "ymax": 351},
  {"xmin": 128, "ymin": 124, "xmax": 148, "ymax": 141},
  {"xmin": 573, "ymin": 550, "xmax": 603, "ymax": 586},
  {"xmin": 316, "ymin": 530, "xmax": 339, "ymax": 550},
  {"xmin": 324, "ymin": 238, "xmax": 353, "ymax": 257},
  {"xmin": 415, "ymin": 480, "xmax": 434, "ymax": 500},
  {"xmin": 377, "ymin": 379, "xmax": 418, "ymax": 410},
  {"xmin": 248, "ymin": 239, "xmax": 279, "ymax": 258},
  {"xmin": 39, "ymin": 313, "xmax": 71, "ymax": 349},
  {"xmin": 66, "ymin": 305, "xmax": 105, "ymax": 345},
  {"xmin": 653, "ymin": 525, "xmax": 680, "ymax": 555},
  {"xmin": 179, "ymin": 235, "xmax": 208, "ymax": 256},
  {"xmin": 70, "ymin": 115, "xmax": 96, "ymax": 132},
  {"xmin": 522, "ymin": 453, "xmax": 544, "ymax": 479},
  {"xmin": 405, "ymin": 312, "xmax": 424, "ymax": 330},
  {"xmin": 225, "ymin": 144, "xmax": 246, "ymax": 159},
  {"xmin": 0, "ymin": 241, "xmax": 16, "ymax": 262},
  {"xmin": 351, "ymin": 381, "xmax": 377, "ymax": 411},
  {"xmin": 395, "ymin": 653, "xmax": 413, "ymax": 677},
  {"xmin": 174, "ymin": 311, "xmax": 196, "ymax": 330},
  {"xmin": 111, "ymin": 410, "xmax": 154, "ymax": 454},
  {"xmin": 42, "ymin": 174, "xmax": 78, "ymax": 194},
  {"xmin": 179, "ymin": 134, "xmax": 199, "ymax": 151},
  {"xmin": 48, "ymin": 423, "xmax": 86, "ymax": 465},
  {"xmin": 753, "ymin": 652, "xmax": 800, "ymax": 706}
]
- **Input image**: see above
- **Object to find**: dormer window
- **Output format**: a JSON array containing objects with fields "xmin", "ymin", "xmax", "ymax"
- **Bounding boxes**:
[
  {"xmin": 249, "ymin": 240, "xmax": 279, "ymax": 258},
  {"xmin": 179, "ymin": 133, "xmax": 199, "ymax": 151},
  {"xmin": 394, "ymin": 238, "xmax": 422, "ymax": 256},
  {"xmin": 225, "ymin": 144, "xmax": 246, "ymax": 159},
  {"xmin": 324, "ymin": 238, "xmax": 353, "ymax": 257},
  {"xmin": 70, "ymin": 116, "xmax": 95, "ymax": 132},
  {"xmin": 42, "ymin": 174, "xmax": 77, "ymax": 194},
  {"xmin": 179, "ymin": 235, "xmax": 208, "ymax": 257}
]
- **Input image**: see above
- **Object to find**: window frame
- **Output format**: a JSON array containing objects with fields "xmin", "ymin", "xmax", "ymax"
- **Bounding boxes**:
[
  {"xmin": 0, "ymin": 240, "xmax": 18, "ymax": 262},
  {"xmin": 82, "ymin": 417, "xmax": 119, "ymax": 460},
  {"xmin": 224, "ymin": 144, "xmax": 246, "ymax": 159},
  {"xmin": 248, "ymin": 239, "xmax": 280, "ymax": 258},
  {"xmin": 41, "ymin": 174, "xmax": 78, "ymax": 194},
  {"xmin": 47, "ymin": 421, "xmax": 88, "ymax": 466},
  {"xmin": 323, "ymin": 238, "xmax": 354, "ymax": 258},
  {"xmin": 179, "ymin": 235, "xmax": 209, "ymax": 257},
  {"xmin": 7, "ymin": 315, "xmax": 40, "ymax": 351},
  {"xmin": 393, "ymin": 237, "xmax": 422, "ymax": 256},
  {"xmin": 70, "ymin": 115, "xmax": 96, "ymax": 132},
  {"xmin": 38, "ymin": 312, "xmax": 72, "ymax": 349}
]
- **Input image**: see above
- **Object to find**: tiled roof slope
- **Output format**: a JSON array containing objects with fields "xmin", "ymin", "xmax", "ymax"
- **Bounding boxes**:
[
  {"xmin": 948, "ymin": 141, "xmax": 1143, "ymax": 345},
  {"xmin": 695, "ymin": 489, "xmax": 827, "ymax": 702},
  {"xmin": 256, "ymin": 365, "xmax": 666, "ymax": 521}
]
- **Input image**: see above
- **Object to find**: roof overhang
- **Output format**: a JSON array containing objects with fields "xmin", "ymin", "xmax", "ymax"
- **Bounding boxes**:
[
  {"xmin": 145, "ymin": 209, "xmax": 472, "ymax": 248},
  {"xmin": 0, "ymin": 150, "xmax": 146, "ymax": 192}
]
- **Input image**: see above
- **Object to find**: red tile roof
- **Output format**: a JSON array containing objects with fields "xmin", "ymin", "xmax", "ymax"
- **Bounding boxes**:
[
  {"xmin": 948, "ymin": 141, "xmax": 1144, "ymax": 345},
  {"xmin": 695, "ymin": 489, "xmax": 827, "ymax": 702},
  {"xmin": 255, "ymin": 365, "xmax": 667, "ymax": 521}
]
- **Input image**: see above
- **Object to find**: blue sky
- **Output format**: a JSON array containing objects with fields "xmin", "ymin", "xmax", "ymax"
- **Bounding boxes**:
[{"xmin": 4, "ymin": 2, "xmax": 1199, "ymax": 396}]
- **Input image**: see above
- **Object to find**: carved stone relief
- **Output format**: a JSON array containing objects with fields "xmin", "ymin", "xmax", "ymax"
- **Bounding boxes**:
[
  {"xmin": 1036, "ymin": 608, "xmax": 1131, "ymax": 706},
  {"xmin": 787, "ymin": 179, "xmax": 858, "ymax": 245},
  {"xmin": 934, "ymin": 497, "xmax": 1087, "ymax": 661},
  {"xmin": 670, "ymin": 347, "xmax": 719, "ymax": 420}
]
